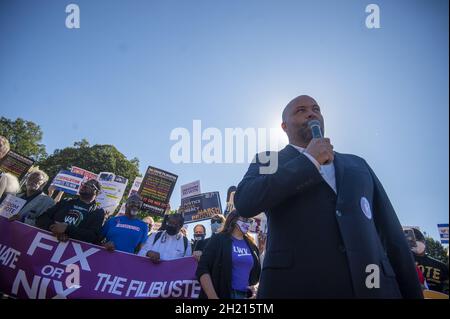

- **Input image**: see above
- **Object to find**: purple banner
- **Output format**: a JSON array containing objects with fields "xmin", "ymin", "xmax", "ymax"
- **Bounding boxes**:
[{"xmin": 0, "ymin": 217, "xmax": 200, "ymax": 299}]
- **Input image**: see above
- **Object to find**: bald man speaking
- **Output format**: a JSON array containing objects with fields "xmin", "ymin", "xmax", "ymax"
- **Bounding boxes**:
[{"xmin": 235, "ymin": 95, "xmax": 423, "ymax": 299}]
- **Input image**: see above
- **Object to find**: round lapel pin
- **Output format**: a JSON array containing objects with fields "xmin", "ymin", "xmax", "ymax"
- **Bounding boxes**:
[{"xmin": 360, "ymin": 197, "xmax": 372, "ymax": 219}]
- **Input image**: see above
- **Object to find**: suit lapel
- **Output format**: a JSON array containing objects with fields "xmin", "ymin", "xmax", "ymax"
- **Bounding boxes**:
[
  {"xmin": 279, "ymin": 144, "xmax": 302, "ymax": 161},
  {"xmin": 282, "ymin": 144, "xmax": 336, "ymax": 192},
  {"xmin": 281, "ymin": 145, "xmax": 347, "ymax": 199}
]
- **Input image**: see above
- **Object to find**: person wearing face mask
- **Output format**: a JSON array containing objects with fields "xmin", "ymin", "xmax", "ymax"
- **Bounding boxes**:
[
  {"xmin": 36, "ymin": 179, "xmax": 105, "ymax": 244},
  {"xmin": 196, "ymin": 210, "xmax": 260, "ymax": 299},
  {"xmin": 138, "ymin": 213, "xmax": 191, "ymax": 262},
  {"xmin": 191, "ymin": 214, "xmax": 225, "ymax": 260},
  {"xmin": 410, "ymin": 228, "xmax": 449, "ymax": 295},
  {"xmin": 8, "ymin": 170, "xmax": 55, "ymax": 226},
  {"xmin": 100, "ymin": 194, "xmax": 149, "ymax": 254},
  {"xmin": 192, "ymin": 224, "xmax": 207, "ymax": 248},
  {"xmin": 191, "ymin": 224, "xmax": 207, "ymax": 261},
  {"xmin": 210, "ymin": 214, "xmax": 225, "ymax": 235}
]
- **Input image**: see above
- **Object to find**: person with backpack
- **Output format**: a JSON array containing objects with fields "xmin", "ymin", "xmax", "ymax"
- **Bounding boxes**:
[{"xmin": 138, "ymin": 213, "xmax": 191, "ymax": 262}]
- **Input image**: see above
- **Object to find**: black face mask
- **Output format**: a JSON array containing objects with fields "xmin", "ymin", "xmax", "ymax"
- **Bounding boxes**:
[
  {"xmin": 194, "ymin": 234, "xmax": 206, "ymax": 241},
  {"xmin": 166, "ymin": 225, "xmax": 179, "ymax": 236}
]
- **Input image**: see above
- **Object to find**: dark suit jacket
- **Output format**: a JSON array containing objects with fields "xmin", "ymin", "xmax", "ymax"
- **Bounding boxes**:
[{"xmin": 235, "ymin": 145, "xmax": 423, "ymax": 299}]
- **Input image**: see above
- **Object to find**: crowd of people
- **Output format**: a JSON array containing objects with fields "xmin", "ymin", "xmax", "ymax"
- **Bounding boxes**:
[
  {"xmin": 1, "ymin": 90, "xmax": 449, "ymax": 300},
  {"xmin": 1, "ymin": 134, "xmax": 262, "ymax": 299}
]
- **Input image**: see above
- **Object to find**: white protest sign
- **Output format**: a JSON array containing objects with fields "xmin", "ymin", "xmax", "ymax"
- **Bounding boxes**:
[
  {"xmin": 50, "ymin": 170, "xmax": 84, "ymax": 195},
  {"xmin": 0, "ymin": 194, "xmax": 27, "ymax": 218},
  {"xmin": 438, "ymin": 224, "xmax": 449, "ymax": 244},
  {"xmin": 181, "ymin": 180, "xmax": 201, "ymax": 199},
  {"xmin": 128, "ymin": 176, "xmax": 143, "ymax": 197},
  {"xmin": 96, "ymin": 172, "xmax": 128, "ymax": 214}
]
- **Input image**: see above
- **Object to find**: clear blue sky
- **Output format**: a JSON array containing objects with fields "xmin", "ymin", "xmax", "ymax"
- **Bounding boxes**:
[{"xmin": 1, "ymin": 0, "xmax": 448, "ymax": 241}]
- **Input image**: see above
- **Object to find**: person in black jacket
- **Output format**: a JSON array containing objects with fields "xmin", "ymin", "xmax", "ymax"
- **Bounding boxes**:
[
  {"xmin": 196, "ymin": 210, "xmax": 260, "ymax": 299},
  {"xmin": 192, "ymin": 214, "xmax": 226, "ymax": 262},
  {"xmin": 191, "ymin": 224, "xmax": 207, "ymax": 250},
  {"xmin": 410, "ymin": 228, "xmax": 449, "ymax": 295},
  {"xmin": 234, "ymin": 95, "xmax": 423, "ymax": 299},
  {"xmin": 36, "ymin": 179, "xmax": 105, "ymax": 244}
]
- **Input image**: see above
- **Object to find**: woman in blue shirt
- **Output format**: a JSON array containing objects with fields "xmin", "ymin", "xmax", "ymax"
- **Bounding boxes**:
[
  {"xmin": 196, "ymin": 210, "xmax": 260, "ymax": 299},
  {"xmin": 101, "ymin": 194, "xmax": 148, "ymax": 254}
]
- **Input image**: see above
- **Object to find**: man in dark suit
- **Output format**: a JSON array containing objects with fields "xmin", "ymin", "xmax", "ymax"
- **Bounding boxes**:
[{"xmin": 234, "ymin": 95, "xmax": 423, "ymax": 299}]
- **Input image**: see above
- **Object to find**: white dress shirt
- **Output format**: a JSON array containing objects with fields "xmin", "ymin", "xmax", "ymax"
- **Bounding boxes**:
[
  {"xmin": 289, "ymin": 144, "xmax": 337, "ymax": 194},
  {"xmin": 138, "ymin": 231, "xmax": 192, "ymax": 260}
]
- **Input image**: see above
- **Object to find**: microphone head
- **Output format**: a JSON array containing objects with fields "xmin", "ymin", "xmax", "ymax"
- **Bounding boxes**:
[
  {"xmin": 308, "ymin": 120, "xmax": 321, "ymax": 128},
  {"xmin": 308, "ymin": 120, "xmax": 323, "ymax": 138}
]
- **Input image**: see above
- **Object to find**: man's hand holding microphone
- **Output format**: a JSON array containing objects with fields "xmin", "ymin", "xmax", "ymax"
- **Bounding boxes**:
[{"xmin": 305, "ymin": 120, "xmax": 334, "ymax": 165}]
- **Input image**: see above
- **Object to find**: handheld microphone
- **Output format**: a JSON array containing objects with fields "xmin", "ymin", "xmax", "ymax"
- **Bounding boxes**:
[
  {"xmin": 308, "ymin": 119, "xmax": 333, "ymax": 164},
  {"xmin": 308, "ymin": 120, "xmax": 323, "ymax": 138}
]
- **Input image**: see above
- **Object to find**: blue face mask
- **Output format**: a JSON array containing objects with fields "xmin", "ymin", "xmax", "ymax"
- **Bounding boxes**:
[{"xmin": 211, "ymin": 222, "xmax": 222, "ymax": 233}]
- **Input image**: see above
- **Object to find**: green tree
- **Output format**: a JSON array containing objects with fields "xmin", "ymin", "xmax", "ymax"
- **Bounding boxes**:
[
  {"xmin": 425, "ymin": 236, "xmax": 449, "ymax": 266},
  {"xmin": 0, "ymin": 117, "xmax": 47, "ymax": 161},
  {"xmin": 39, "ymin": 139, "xmax": 140, "ymax": 197}
]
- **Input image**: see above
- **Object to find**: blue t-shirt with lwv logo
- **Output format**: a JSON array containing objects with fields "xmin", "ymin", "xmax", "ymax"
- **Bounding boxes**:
[{"xmin": 231, "ymin": 237, "xmax": 254, "ymax": 292}]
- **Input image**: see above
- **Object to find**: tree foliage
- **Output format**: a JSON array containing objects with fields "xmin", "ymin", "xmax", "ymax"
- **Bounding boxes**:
[
  {"xmin": 425, "ymin": 236, "xmax": 449, "ymax": 266},
  {"xmin": 0, "ymin": 117, "xmax": 47, "ymax": 161},
  {"xmin": 39, "ymin": 139, "xmax": 140, "ymax": 195}
]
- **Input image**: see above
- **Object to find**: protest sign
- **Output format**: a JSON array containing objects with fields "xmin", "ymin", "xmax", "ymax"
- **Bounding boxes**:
[
  {"xmin": 437, "ymin": 224, "xmax": 449, "ymax": 244},
  {"xmin": 0, "ymin": 217, "xmax": 200, "ymax": 299},
  {"xmin": 0, "ymin": 150, "xmax": 34, "ymax": 180},
  {"xmin": 96, "ymin": 172, "xmax": 128, "ymax": 214},
  {"xmin": 70, "ymin": 166, "xmax": 98, "ymax": 183},
  {"xmin": 0, "ymin": 194, "xmax": 27, "ymax": 218},
  {"xmin": 180, "ymin": 192, "xmax": 222, "ymax": 223},
  {"xmin": 50, "ymin": 170, "xmax": 84, "ymax": 195},
  {"xmin": 128, "ymin": 176, "xmax": 143, "ymax": 197},
  {"xmin": 180, "ymin": 180, "xmax": 201, "ymax": 199},
  {"xmin": 138, "ymin": 166, "xmax": 178, "ymax": 217}
]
